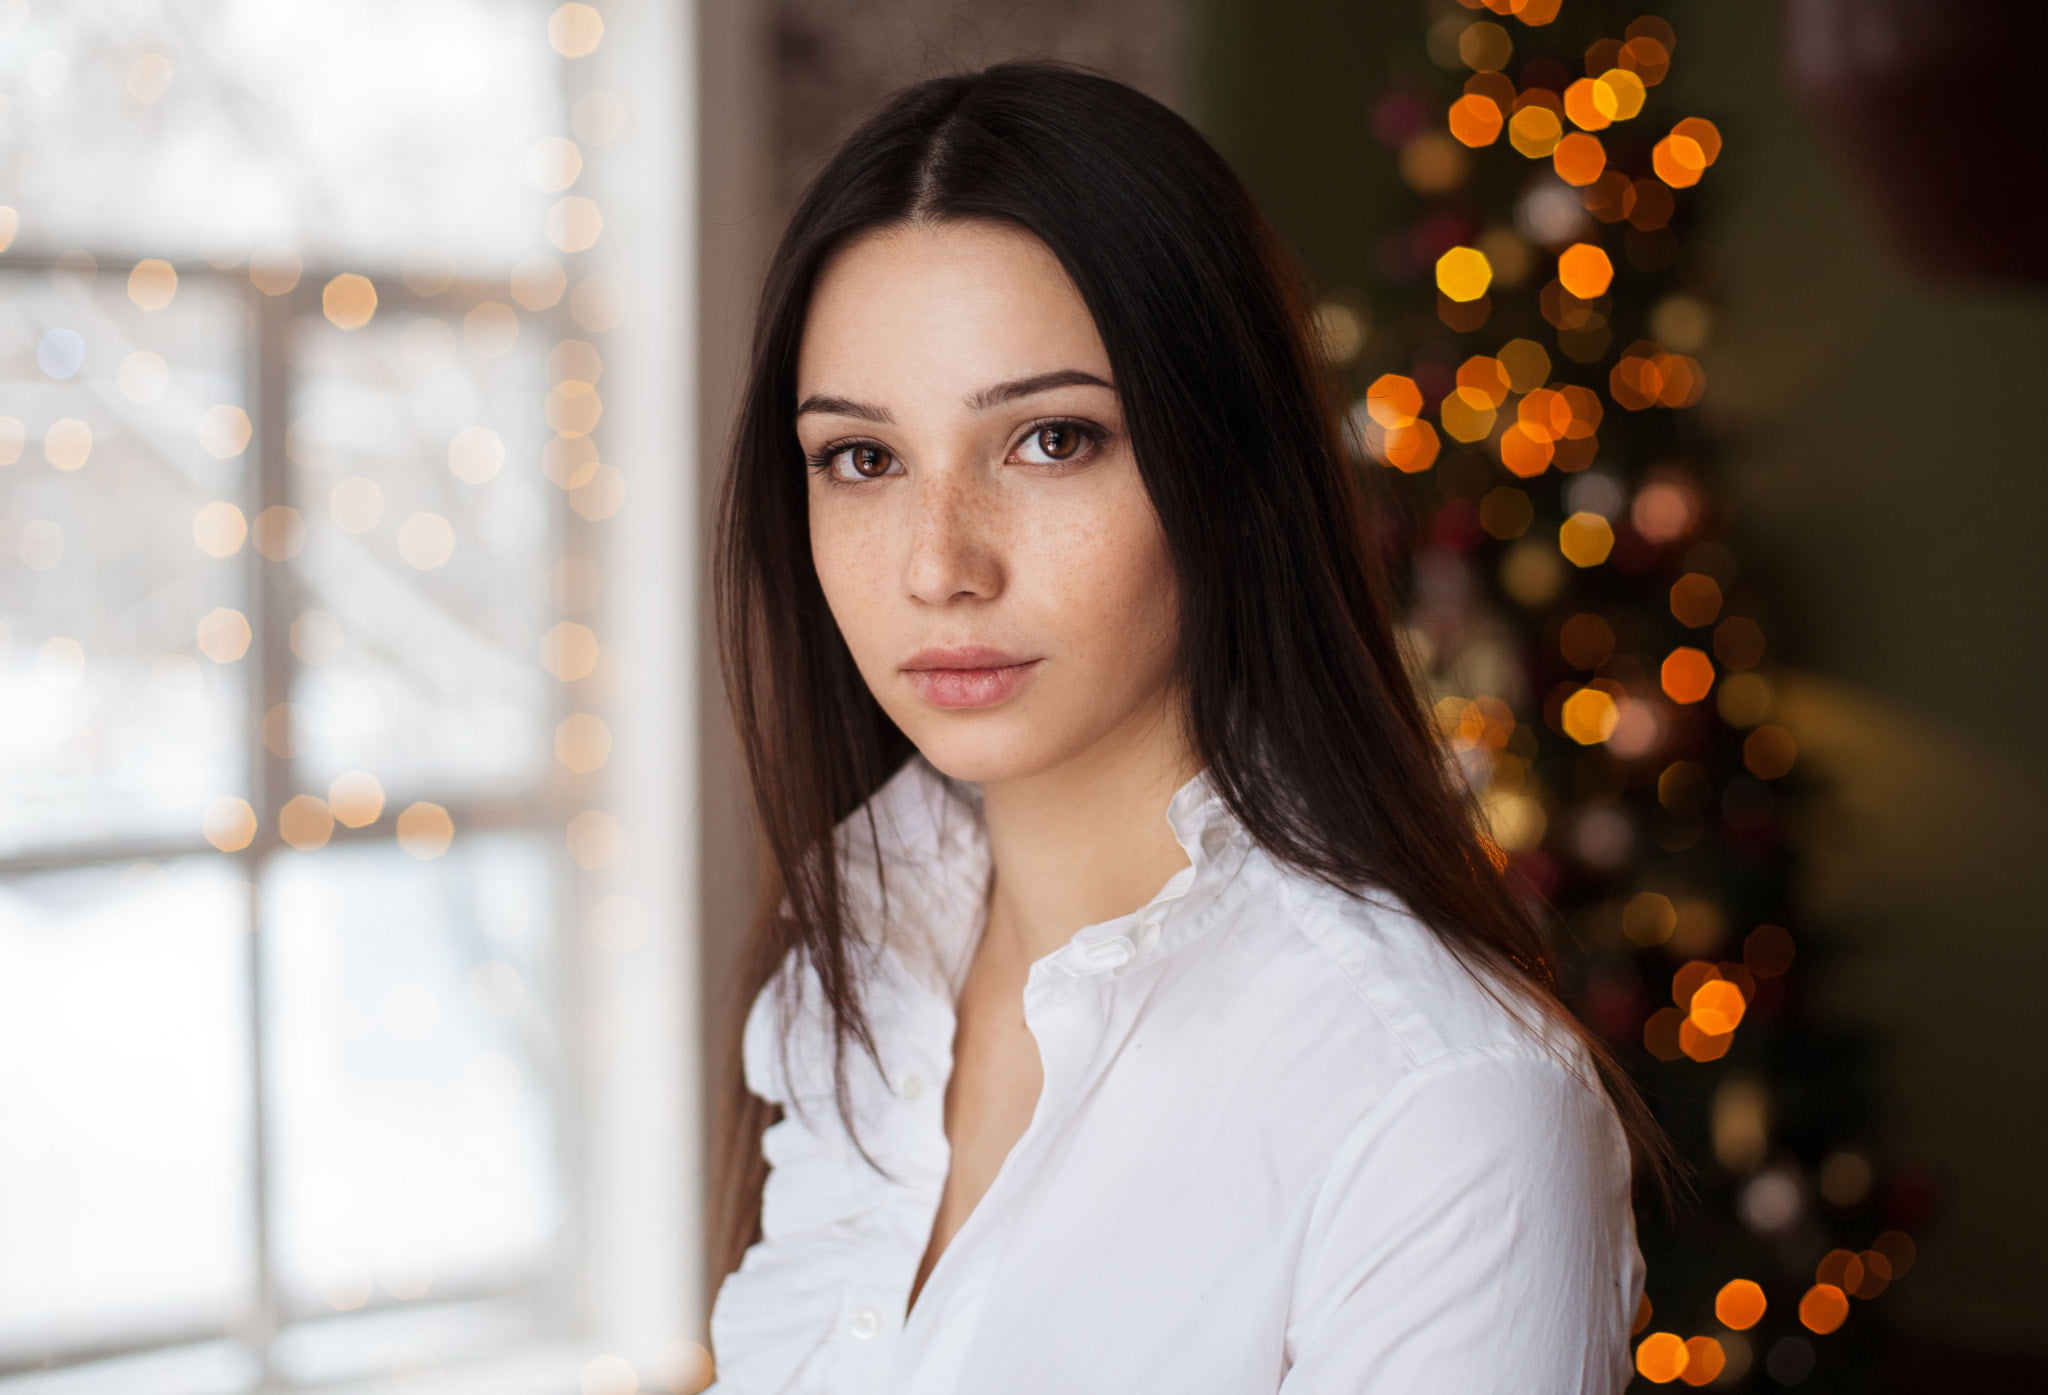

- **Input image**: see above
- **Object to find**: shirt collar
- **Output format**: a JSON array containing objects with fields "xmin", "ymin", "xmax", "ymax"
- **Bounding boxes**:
[{"xmin": 835, "ymin": 752, "xmax": 1256, "ymax": 1002}]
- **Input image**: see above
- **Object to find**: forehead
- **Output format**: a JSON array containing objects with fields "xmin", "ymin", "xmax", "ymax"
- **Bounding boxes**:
[{"xmin": 796, "ymin": 219, "xmax": 1110, "ymax": 402}]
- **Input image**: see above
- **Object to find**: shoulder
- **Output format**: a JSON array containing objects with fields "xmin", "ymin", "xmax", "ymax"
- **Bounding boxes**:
[{"xmin": 1211, "ymin": 847, "xmax": 1613, "ymax": 1120}]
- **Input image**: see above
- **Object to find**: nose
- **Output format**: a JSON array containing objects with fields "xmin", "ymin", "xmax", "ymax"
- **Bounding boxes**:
[{"xmin": 902, "ymin": 465, "xmax": 1003, "ymax": 606}]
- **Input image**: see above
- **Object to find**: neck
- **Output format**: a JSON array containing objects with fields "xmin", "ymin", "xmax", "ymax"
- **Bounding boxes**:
[{"xmin": 974, "ymin": 709, "xmax": 1202, "ymax": 968}]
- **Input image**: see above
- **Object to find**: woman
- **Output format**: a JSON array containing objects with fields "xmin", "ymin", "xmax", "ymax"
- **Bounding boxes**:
[{"xmin": 704, "ymin": 59, "xmax": 1683, "ymax": 1394}]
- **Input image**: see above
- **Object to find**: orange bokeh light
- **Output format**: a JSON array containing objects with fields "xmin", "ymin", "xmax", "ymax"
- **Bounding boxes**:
[
  {"xmin": 1635, "ymin": 1332, "xmax": 1688, "ymax": 1383},
  {"xmin": 1456, "ymin": 354, "xmax": 1513, "ymax": 408},
  {"xmin": 1689, "ymin": 979, "xmax": 1747, "ymax": 1035},
  {"xmin": 1557, "ymin": 242, "xmax": 1615, "ymax": 298},
  {"xmin": 1661, "ymin": 645, "xmax": 1715, "ymax": 704},
  {"xmin": 1558, "ymin": 384, "xmax": 1603, "ymax": 438},
  {"xmin": 1678, "ymin": 1337, "xmax": 1725, "ymax": 1387},
  {"xmin": 1563, "ymin": 77, "xmax": 1617, "ymax": 131},
  {"xmin": 1653, "ymin": 134, "xmax": 1709, "ymax": 188},
  {"xmin": 1799, "ymin": 1283, "xmax": 1850, "ymax": 1335},
  {"xmin": 1381, "ymin": 419, "xmax": 1441, "ymax": 473},
  {"xmin": 1553, "ymin": 131, "xmax": 1607, "ymax": 186},
  {"xmin": 1508, "ymin": 105, "xmax": 1564, "ymax": 159},
  {"xmin": 1449, "ymin": 93, "xmax": 1505, "ymax": 147},
  {"xmin": 1619, "ymin": 35, "xmax": 1671, "ymax": 85},
  {"xmin": 1365, "ymin": 373, "xmax": 1423, "ymax": 428},
  {"xmin": 1673, "ymin": 116, "xmax": 1723, "ymax": 165},
  {"xmin": 1499, "ymin": 421, "xmax": 1554, "ymax": 477},
  {"xmin": 1679, "ymin": 1017, "xmax": 1733, "ymax": 1062},
  {"xmin": 1597, "ymin": 67, "xmax": 1647, "ymax": 119},
  {"xmin": 1715, "ymin": 1279, "xmax": 1767, "ymax": 1330}
]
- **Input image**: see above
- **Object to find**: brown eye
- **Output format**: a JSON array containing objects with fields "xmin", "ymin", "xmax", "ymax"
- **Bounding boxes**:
[
  {"xmin": 1037, "ymin": 424, "xmax": 1079, "ymax": 459},
  {"xmin": 850, "ymin": 444, "xmax": 891, "ymax": 477}
]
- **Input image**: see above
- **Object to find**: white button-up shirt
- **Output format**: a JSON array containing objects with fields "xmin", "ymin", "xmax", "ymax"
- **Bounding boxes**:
[{"xmin": 705, "ymin": 753, "xmax": 1645, "ymax": 1393}]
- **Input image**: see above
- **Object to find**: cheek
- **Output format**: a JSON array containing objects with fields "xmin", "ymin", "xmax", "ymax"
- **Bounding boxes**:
[
  {"xmin": 809, "ymin": 497, "xmax": 891, "ymax": 652},
  {"xmin": 1031, "ymin": 480, "xmax": 1180, "ymax": 666}
]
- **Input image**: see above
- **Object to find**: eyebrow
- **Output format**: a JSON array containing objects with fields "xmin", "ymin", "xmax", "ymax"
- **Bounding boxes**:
[{"xmin": 794, "ymin": 369, "xmax": 1115, "ymax": 423}]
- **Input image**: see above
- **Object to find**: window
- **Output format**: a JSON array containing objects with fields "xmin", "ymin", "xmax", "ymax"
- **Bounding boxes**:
[{"xmin": 1, "ymin": 2, "xmax": 701, "ymax": 1390}]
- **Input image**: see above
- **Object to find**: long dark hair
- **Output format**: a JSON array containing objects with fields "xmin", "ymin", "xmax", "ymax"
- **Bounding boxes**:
[{"xmin": 709, "ymin": 57, "xmax": 1689, "ymax": 1306}]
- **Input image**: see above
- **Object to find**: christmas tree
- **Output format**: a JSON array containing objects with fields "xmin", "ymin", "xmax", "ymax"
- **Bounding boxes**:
[{"xmin": 1222, "ymin": 1, "xmax": 1923, "ymax": 1386}]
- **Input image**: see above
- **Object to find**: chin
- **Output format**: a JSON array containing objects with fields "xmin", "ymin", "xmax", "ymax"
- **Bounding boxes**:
[{"xmin": 890, "ymin": 706, "xmax": 1079, "ymax": 788}]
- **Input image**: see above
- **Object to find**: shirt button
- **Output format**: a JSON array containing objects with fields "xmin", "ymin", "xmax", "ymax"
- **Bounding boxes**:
[
  {"xmin": 850, "ymin": 1307, "xmax": 882, "ymax": 1340},
  {"xmin": 899, "ymin": 1072, "xmax": 926, "ymax": 1102}
]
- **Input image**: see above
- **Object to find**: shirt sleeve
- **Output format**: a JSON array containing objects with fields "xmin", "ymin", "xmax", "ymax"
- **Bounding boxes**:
[{"xmin": 1278, "ymin": 1044, "xmax": 1644, "ymax": 1395}]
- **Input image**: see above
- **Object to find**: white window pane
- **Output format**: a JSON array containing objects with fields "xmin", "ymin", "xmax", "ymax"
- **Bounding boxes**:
[
  {"xmin": 264, "ymin": 830, "xmax": 563, "ymax": 1324},
  {"xmin": 0, "ymin": 265, "xmax": 249, "ymax": 858},
  {"xmin": 0, "ymin": 857, "xmax": 253, "ymax": 1360},
  {"xmin": 285, "ymin": 304, "xmax": 559, "ymax": 808},
  {"xmin": 0, "ymin": 0, "xmax": 562, "ymax": 268}
]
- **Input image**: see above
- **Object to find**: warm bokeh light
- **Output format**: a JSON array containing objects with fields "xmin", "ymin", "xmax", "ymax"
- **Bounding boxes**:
[
  {"xmin": 1677, "ymin": 1337, "xmax": 1724, "ymax": 1387},
  {"xmin": 44, "ymin": 417, "xmax": 93, "ymax": 471},
  {"xmin": 1562, "ymin": 76, "xmax": 1617, "ymax": 131},
  {"xmin": 1448, "ymin": 92, "xmax": 1504, "ymax": 147},
  {"xmin": 1798, "ymin": 1283, "xmax": 1849, "ymax": 1335},
  {"xmin": 1716, "ymin": 1278, "xmax": 1767, "ymax": 1330},
  {"xmin": 193, "ymin": 501, "xmax": 249, "ymax": 559},
  {"xmin": 1557, "ymin": 242, "xmax": 1614, "ymax": 298},
  {"xmin": 1653, "ymin": 132, "xmax": 1709, "ymax": 188},
  {"xmin": 556, "ymin": 713, "xmax": 614, "ymax": 774},
  {"xmin": 1561, "ymin": 686, "xmax": 1619, "ymax": 744},
  {"xmin": 1672, "ymin": 116, "xmax": 1723, "ymax": 165},
  {"xmin": 1366, "ymin": 373, "xmax": 1424, "ymax": 429},
  {"xmin": 1660, "ymin": 645, "xmax": 1714, "ymax": 704},
  {"xmin": 197, "ymin": 608, "xmax": 253, "ymax": 664},
  {"xmin": 251, "ymin": 504, "xmax": 306, "ymax": 562},
  {"xmin": 543, "ymin": 621, "xmax": 601, "ymax": 682},
  {"xmin": 1635, "ymin": 1331, "xmax": 1688, "ymax": 1383},
  {"xmin": 1497, "ymin": 337, "xmax": 1550, "ymax": 392},
  {"xmin": 1498, "ymin": 422, "xmax": 1553, "ymax": 477},
  {"xmin": 547, "ymin": 195, "xmax": 604, "ymax": 253},
  {"xmin": 1380, "ymin": 420, "xmax": 1440, "ymax": 473},
  {"xmin": 1435, "ymin": 246, "xmax": 1494, "ymax": 302},
  {"xmin": 279, "ymin": 794, "xmax": 335, "ymax": 852},
  {"xmin": 328, "ymin": 771, "xmax": 387, "ymax": 829},
  {"xmin": 1690, "ymin": 978, "xmax": 1747, "ymax": 1035},
  {"xmin": 1455, "ymin": 354, "xmax": 1511, "ymax": 408},
  {"xmin": 1558, "ymin": 510, "xmax": 1615, "ymax": 567},
  {"xmin": 1440, "ymin": 391, "xmax": 1495, "ymax": 443},
  {"xmin": 202, "ymin": 797, "xmax": 257, "ymax": 853},
  {"xmin": 1596, "ymin": 67, "xmax": 1647, "ymax": 119},
  {"xmin": 1619, "ymin": 35, "xmax": 1671, "ymax": 86},
  {"xmin": 548, "ymin": 2, "xmax": 606, "ymax": 58},
  {"xmin": 1552, "ymin": 131, "xmax": 1606, "ymax": 186},
  {"xmin": 1669, "ymin": 571, "xmax": 1723, "ymax": 626},
  {"xmin": 395, "ymin": 802, "xmax": 456, "ymax": 860},
  {"xmin": 127, "ymin": 257, "xmax": 178, "ymax": 311},
  {"xmin": 1507, "ymin": 104, "xmax": 1563, "ymax": 159},
  {"xmin": 322, "ymin": 273, "xmax": 378, "ymax": 330},
  {"xmin": 1816, "ymin": 1248, "xmax": 1868, "ymax": 1295},
  {"xmin": 1458, "ymin": 20, "xmax": 1512, "ymax": 73}
]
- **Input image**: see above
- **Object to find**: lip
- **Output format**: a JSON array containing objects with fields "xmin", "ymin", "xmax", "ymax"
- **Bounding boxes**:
[
  {"xmin": 902, "ymin": 645, "xmax": 1034, "ymax": 670},
  {"xmin": 900, "ymin": 646, "xmax": 1043, "ymax": 710}
]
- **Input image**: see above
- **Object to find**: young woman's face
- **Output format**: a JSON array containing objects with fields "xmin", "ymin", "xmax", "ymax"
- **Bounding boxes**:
[{"xmin": 796, "ymin": 218, "xmax": 1184, "ymax": 787}]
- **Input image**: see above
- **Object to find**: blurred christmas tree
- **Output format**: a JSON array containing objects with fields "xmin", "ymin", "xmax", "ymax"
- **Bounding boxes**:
[{"xmin": 1299, "ymin": 1, "xmax": 1928, "ymax": 1388}]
